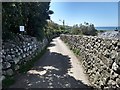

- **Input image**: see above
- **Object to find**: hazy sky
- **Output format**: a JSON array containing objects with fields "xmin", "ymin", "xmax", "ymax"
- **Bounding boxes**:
[{"xmin": 49, "ymin": 2, "xmax": 118, "ymax": 27}]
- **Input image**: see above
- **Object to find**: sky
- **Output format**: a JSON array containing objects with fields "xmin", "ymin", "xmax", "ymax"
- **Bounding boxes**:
[{"xmin": 49, "ymin": 2, "xmax": 118, "ymax": 27}]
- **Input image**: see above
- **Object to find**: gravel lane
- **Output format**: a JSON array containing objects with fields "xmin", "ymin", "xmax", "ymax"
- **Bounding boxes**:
[{"xmin": 10, "ymin": 37, "xmax": 91, "ymax": 88}]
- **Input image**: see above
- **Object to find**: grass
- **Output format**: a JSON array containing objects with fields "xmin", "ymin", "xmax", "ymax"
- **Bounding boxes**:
[
  {"xmin": 72, "ymin": 48, "xmax": 80, "ymax": 55},
  {"xmin": 19, "ymin": 46, "xmax": 47, "ymax": 73},
  {"xmin": 2, "ymin": 44, "xmax": 48, "ymax": 88},
  {"xmin": 74, "ymin": 48, "xmax": 80, "ymax": 55},
  {"xmin": 2, "ymin": 76, "xmax": 15, "ymax": 88}
]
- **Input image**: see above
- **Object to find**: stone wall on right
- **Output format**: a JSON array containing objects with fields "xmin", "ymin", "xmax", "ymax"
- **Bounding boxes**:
[{"xmin": 60, "ymin": 34, "xmax": 120, "ymax": 89}]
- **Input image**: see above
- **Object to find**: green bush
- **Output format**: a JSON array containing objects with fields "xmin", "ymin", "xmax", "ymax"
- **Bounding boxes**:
[
  {"xmin": 70, "ymin": 22, "xmax": 98, "ymax": 36},
  {"xmin": 2, "ymin": 2, "xmax": 53, "ymax": 41}
]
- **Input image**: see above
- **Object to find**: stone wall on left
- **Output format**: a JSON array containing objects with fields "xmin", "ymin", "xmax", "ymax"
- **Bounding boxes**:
[{"xmin": 1, "ymin": 34, "xmax": 48, "ymax": 80}]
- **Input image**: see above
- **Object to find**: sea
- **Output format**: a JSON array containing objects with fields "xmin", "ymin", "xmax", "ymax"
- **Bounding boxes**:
[
  {"xmin": 96, "ymin": 27, "xmax": 120, "ymax": 39},
  {"xmin": 95, "ymin": 27, "xmax": 119, "ymax": 31}
]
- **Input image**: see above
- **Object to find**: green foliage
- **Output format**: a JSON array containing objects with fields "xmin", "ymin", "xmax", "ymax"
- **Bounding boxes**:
[
  {"xmin": 2, "ymin": 76, "xmax": 15, "ymax": 88},
  {"xmin": 75, "ymin": 49, "xmax": 80, "ymax": 55},
  {"xmin": 71, "ymin": 24, "xmax": 82, "ymax": 35},
  {"xmin": 70, "ymin": 22, "xmax": 98, "ymax": 36},
  {"xmin": 72, "ymin": 48, "xmax": 80, "ymax": 55},
  {"xmin": 2, "ymin": 2, "xmax": 53, "ymax": 41},
  {"xmin": 45, "ymin": 20, "xmax": 68, "ymax": 41}
]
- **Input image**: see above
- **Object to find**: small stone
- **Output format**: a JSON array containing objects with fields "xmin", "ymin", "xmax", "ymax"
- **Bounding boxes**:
[
  {"xmin": 29, "ymin": 46, "xmax": 32, "ymax": 49},
  {"xmin": 5, "ymin": 55, "xmax": 12, "ymax": 61},
  {"xmin": 24, "ymin": 48, "xmax": 27, "ymax": 52},
  {"xmin": 48, "ymin": 86, "xmax": 53, "ymax": 88},
  {"xmin": 116, "ymin": 78, "xmax": 120, "ymax": 86},
  {"xmin": 112, "ymin": 62, "xmax": 119, "ymax": 72},
  {"xmin": 27, "ymin": 48, "xmax": 29, "ymax": 51},
  {"xmin": 110, "ymin": 50, "xmax": 118, "ymax": 59},
  {"xmin": 0, "ymin": 75, "xmax": 5, "ymax": 81},
  {"xmin": 15, "ymin": 49, "xmax": 18, "ymax": 52},
  {"xmin": 13, "ymin": 58, "xmax": 20, "ymax": 64},
  {"xmin": 28, "ymin": 43, "xmax": 30, "ymax": 46},
  {"xmin": 19, "ymin": 56, "xmax": 22, "ymax": 60},
  {"xmin": 0, "ymin": 58, "xmax": 3, "ymax": 63},
  {"xmin": 23, "ymin": 54, "xmax": 26, "ymax": 58},
  {"xmin": 15, "ymin": 65, "xmax": 20, "ymax": 70},
  {"xmin": 10, "ymin": 48, "xmax": 13, "ymax": 51},
  {"xmin": 49, "ymin": 82, "xmax": 52, "ymax": 85},
  {"xmin": 20, "ymin": 49, "xmax": 23, "ymax": 53},
  {"xmin": 2, "ymin": 62, "xmax": 11, "ymax": 70},
  {"xmin": 6, "ymin": 69, "xmax": 13, "ymax": 76},
  {"xmin": 117, "ymin": 42, "xmax": 120, "ymax": 47},
  {"xmin": 17, "ymin": 53, "xmax": 21, "ymax": 56},
  {"xmin": 12, "ymin": 55, "xmax": 15, "ymax": 58},
  {"xmin": 11, "ymin": 51, "xmax": 14, "ymax": 54},
  {"xmin": 8, "ymin": 60, "xmax": 15, "ymax": 65},
  {"xmin": 29, "ymin": 51, "xmax": 32, "ymax": 55},
  {"xmin": 65, "ymin": 83, "xmax": 69, "ymax": 87}
]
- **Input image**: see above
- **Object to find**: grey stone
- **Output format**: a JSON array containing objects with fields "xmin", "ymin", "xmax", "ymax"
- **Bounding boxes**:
[
  {"xmin": 24, "ymin": 48, "xmax": 27, "ymax": 52},
  {"xmin": 114, "ymin": 46, "xmax": 118, "ymax": 50},
  {"xmin": 27, "ymin": 48, "xmax": 29, "ymax": 51},
  {"xmin": 10, "ymin": 48, "xmax": 13, "ymax": 51},
  {"xmin": 6, "ymin": 69, "xmax": 13, "ymax": 76},
  {"xmin": 29, "ymin": 51, "xmax": 32, "ymax": 55},
  {"xmin": 112, "ymin": 62, "xmax": 119, "ymax": 71},
  {"xmin": 5, "ymin": 55, "xmax": 12, "ymax": 61},
  {"xmin": 2, "ymin": 62, "xmax": 11, "ymax": 69},
  {"xmin": 11, "ymin": 51, "xmax": 14, "ymax": 54},
  {"xmin": 0, "ymin": 58, "xmax": 2, "ymax": 63},
  {"xmin": 115, "ymin": 58, "xmax": 120, "ymax": 66},
  {"xmin": 17, "ymin": 52, "xmax": 21, "ymax": 56},
  {"xmin": 28, "ymin": 43, "xmax": 30, "ymax": 46},
  {"xmin": 19, "ymin": 56, "xmax": 22, "ymax": 60},
  {"xmin": 15, "ymin": 65, "xmax": 20, "ymax": 70},
  {"xmin": 13, "ymin": 58, "xmax": 20, "ymax": 64},
  {"xmin": 0, "ymin": 63, "xmax": 2, "ymax": 70},
  {"xmin": 20, "ymin": 49, "xmax": 23, "ymax": 53},
  {"xmin": 0, "ymin": 75, "xmax": 5, "ymax": 81},
  {"xmin": 2, "ymin": 71, "xmax": 6, "ymax": 75},
  {"xmin": 117, "ymin": 42, "xmax": 120, "ymax": 46},
  {"xmin": 34, "ymin": 44, "xmax": 37, "ymax": 48},
  {"xmin": 15, "ymin": 49, "xmax": 18, "ymax": 52},
  {"xmin": 29, "ymin": 46, "xmax": 32, "ymax": 49},
  {"xmin": 23, "ymin": 54, "xmax": 26, "ymax": 58},
  {"xmin": 110, "ymin": 50, "xmax": 118, "ymax": 59},
  {"xmin": 23, "ymin": 45, "xmax": 26, "ymax": 48},
  {"xmin": 104, "ymin": 50, "xmax": 110, "ymax": 58},
  {"xmin": 12, "ymin": 55, "xmax": 15, "ymax": 58},
  {"xmin": 116, "ymin": 78, "xmax": 120, "ymax": 86}
]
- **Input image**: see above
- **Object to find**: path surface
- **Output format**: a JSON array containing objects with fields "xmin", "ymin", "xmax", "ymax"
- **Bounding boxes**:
[{"xmin": 10, "ymin": 37, "xmax": 91, "ymax": 88}]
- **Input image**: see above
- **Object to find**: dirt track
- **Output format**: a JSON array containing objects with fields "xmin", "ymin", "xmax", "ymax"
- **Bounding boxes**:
[{"xmin": 10, "ymin": 37, "xmax": 91, "ymax": 88}]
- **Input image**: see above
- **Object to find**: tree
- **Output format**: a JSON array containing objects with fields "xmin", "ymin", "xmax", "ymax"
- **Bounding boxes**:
[
  {"xmin": 71, "ymin": 22, "xmax": 97, "ymax": 36},
  {"xmin": 71, "ymin": 24, "xmax": 82, "ymax": 35},
  {"xmin": 2, "ymin": 2, "xmax": 54, "ymax": 41}
]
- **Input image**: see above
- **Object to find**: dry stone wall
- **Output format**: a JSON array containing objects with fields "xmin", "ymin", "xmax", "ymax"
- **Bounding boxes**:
[
  {"xmin": 1, "ymin": 34, "xmax": 48, "ymax": 80},
  {"xmin": 60, "ymin": 34, "xmax": 120, "ymax": 89}
]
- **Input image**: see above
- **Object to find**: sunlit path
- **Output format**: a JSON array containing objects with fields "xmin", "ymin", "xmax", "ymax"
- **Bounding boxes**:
[{"xmin": 10, "ymin": 37, "xmax": 91, "ymax": 88}]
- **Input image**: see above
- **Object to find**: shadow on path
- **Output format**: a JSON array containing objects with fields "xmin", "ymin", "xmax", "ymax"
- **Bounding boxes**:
[{"xmin": 9, "ymin": 41, "xmax": 93, "ymax": 89}]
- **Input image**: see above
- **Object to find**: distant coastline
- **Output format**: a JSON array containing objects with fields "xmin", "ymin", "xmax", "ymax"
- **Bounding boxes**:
[{"xmin": 95, "ymin": 27, "xmax": 118, "ymax": 31}]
